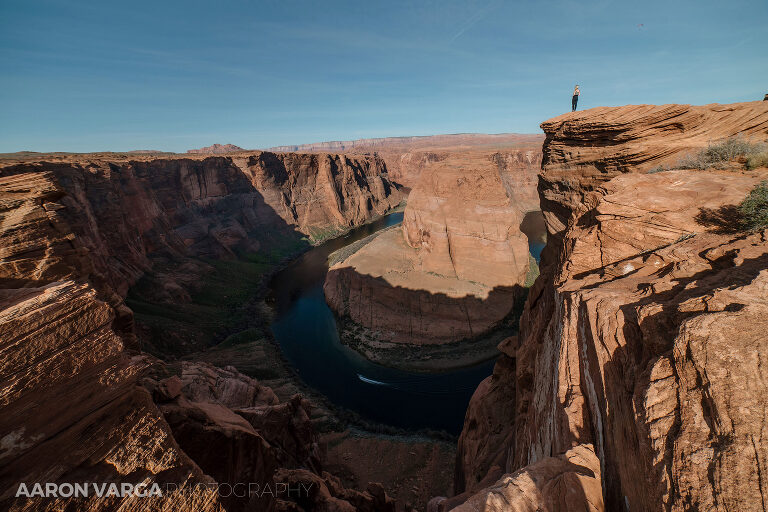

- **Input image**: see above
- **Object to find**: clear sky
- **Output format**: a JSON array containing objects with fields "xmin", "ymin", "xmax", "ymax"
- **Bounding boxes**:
[{"xmin": 1, "ymin": 0, "xmax": 767, "ymax": 153}]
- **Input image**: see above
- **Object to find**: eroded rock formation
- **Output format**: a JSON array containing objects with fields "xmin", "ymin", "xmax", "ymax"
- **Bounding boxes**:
[
  {"xmin": 0, "ymin": 151, "xmax": 402, "ymax": 511},
  {"xmin": 324, "ymin": 150, "xmax": 539, "ymax": 355},
  {"xmin": 452, "ymin": 101, "xmax": 768, "ymax": 511}
]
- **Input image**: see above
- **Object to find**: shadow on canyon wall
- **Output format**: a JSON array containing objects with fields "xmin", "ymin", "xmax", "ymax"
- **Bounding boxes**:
[
  {"xmin": 325, "ymin": 267, "xmax": 529, "ymax": 348},
  {"xmin": 326, "ymin": 212, "xmax": 546, "ymax": 348},
  {"xmin": 1, "ymin": 157, "xmax": 316, "ymax": 358}
]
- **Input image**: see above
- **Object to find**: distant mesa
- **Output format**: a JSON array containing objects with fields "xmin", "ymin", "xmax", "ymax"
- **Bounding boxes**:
[
  {"xmin": 187, "ymin": 143, "xmax": 246, "ymax": 154},
  {"xmin": 125, "ymin": 149, "xmax": 171, "ymax": 154},
  {"xmin": 269, "ymin": 133, "xmax": 545, "ymax": 187},
  {"xmin": 267, "ymin": 133, "xmax": 542, "ymax": 153}
]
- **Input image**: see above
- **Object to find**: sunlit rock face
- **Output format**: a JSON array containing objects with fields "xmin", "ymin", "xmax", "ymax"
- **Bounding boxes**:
[
  {"xmin": 401, "ymin": 151, "xmax": 534, "ymax": 286},
  {"xmin": 452, "ymin": 101, "xmax": 768, "ymax": 512},
  {"xmin": 324, "ymin": 150, "xmax": 538, "ymax": 345}
]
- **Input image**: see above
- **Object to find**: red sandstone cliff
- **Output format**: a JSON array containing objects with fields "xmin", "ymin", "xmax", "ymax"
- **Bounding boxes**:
[
  {"xmin": 0, "ymin": 152, "xmax": 402, "ymax": 298},
  {"xmin": 0, "ymin": 152, "xmax": 401, "ymax": 511},
  {"xmin": 448, "ymin": 101, "xmax": 768, "ymax": 511},
  {"xmin": 324, "ymin": 150, "xmax": 539, "ymax": 351}
]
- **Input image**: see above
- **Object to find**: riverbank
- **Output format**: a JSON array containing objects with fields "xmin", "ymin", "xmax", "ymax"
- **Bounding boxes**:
[{"xmin": 336, "ymin": 310, "xmax": 517, "ymax": 372}]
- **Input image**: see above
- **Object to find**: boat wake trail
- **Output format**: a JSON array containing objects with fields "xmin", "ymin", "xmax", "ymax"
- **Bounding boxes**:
[{"xmin": 357, "ymin": 374, "xmax": 391, "ymax": 386}]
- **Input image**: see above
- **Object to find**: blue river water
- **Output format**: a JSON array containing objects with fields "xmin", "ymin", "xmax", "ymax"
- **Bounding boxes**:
[{"xmin": 268, "ymin": 211, "xmax": 546, "ymax": 435}]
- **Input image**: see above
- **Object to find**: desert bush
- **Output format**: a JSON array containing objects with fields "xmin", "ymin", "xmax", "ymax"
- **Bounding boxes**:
[
  {"xmin": 647, "ymin": 164, "xmax": 671, "ymax": 174},
  {"xmin": 739, "ymin": 180, "xmax": 768, "ymax": 232},
  {"xmin": 746, "ymin": 152, "xmax": 768, "ymax": 170},
  {"xmin": 677, "ymin": 136, "xmax": 768, "ymax": 170}
]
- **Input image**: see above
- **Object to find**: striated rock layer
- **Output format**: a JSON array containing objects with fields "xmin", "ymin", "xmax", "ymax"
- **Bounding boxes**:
[
  {"xmin": 452, "ymin": 101, "xmax": 768, "ymax": 511},
  {"xmin": 0, "ymin": 152, "xmax": 402, "ymax": 511},
  {"xmin": 324, "ymin": 151, "xmax": 537, "ymax": 347}
]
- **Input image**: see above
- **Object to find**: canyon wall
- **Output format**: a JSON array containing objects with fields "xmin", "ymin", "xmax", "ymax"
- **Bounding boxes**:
[
  {"xmin": 401, "ymin": 151, "xmax": 538, "ymax": 284},
  {"xmin": 324, "ymin": 150, "xmax": 539, "ymax": 350},
  {"xmin": 0, "ymin": 152, "xmax": 401, "ymax": 511},
  {"xmin": 450, "ymin": 101, "xmax": 768, "ymax": 511},
  {"xmin": 0, "ymin": 152, "xmax": 402, "ymax": 298},
  {"xmin": 270, "ymin": 133, "xmax": 544, "ymax": 187},
  {"xmin": 386, "ymin": 147, "xmax": 541, "ymax": 188},
  {"xmin": 0, "ymin": 171, "xmax": 221, "ymax": 511}
]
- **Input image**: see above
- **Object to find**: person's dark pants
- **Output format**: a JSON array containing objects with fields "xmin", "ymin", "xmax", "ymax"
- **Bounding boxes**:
[{"xmin": 572, "ymin": 95, "xmax": 578, "ymax": 111}]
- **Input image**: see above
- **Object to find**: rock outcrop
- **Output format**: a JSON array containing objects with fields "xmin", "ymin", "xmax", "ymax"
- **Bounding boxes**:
[
  {"xmin": 538, "ymin": 102, "xmax": 768, "ymax": 239},
  {"xmin": 324, "ymin": 150, "xmax": 538, "ymax": 352},
  {"xmin": 0, "ymin": 151, "xmax": 401, "ymax": 511},
  {"xmin": 143, "ymin": 361, "xmax": 339, "ymax": 511},
  {"xmin": 0, "ymin": 272, "xmax": 221, "ymax": 510},
  {"xmin": 453, "ymin": 101, "xmax": 768, "ymax": 511}
]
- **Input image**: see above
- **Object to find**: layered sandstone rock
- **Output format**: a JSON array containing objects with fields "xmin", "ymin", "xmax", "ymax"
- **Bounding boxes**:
[
  {"xmin": 453, "ymin": 101, "xmax": 768, "ymax": 511},
  {"xmin": 401, "ymin": 151, "xmax": 535, "ymax": 283},
  {"xmin": 539, "ymin": 102, "xmax": 768, "ymax": 238},
  {"xmin": 273, "ymin": 469, "xmax": 396, "ymax": 512},
  {"xmin": 0, "ymin": 281, "xmax": 223, "ymax": 511},
  {"xmin": 324, "ymin": 151, "xmax": 537, "ymax": 348},
  {"xmin": 453, "ymin": 344, "xmax": 515, "ymax": 495},
  {"xmin": 0, "ymin": 152, "xmax": 401, "ymax": 511},
  {"xmin": 451, "ymin": 444, "xmax": 603, "ymax": 512},
  {"xmin": 324, "ymin": 228, "xmax": 522, "ymax": 346},
  {"xmin": 390, "ymin": 147, "xmax": 541, "ymax": 189},
  {"xmin": 239, "ymin": 152, "xmax": 401, "ymax": 240}
]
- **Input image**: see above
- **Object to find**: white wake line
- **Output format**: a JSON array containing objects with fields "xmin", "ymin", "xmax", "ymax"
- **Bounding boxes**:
[
  {"xmin": 356, "ymin": 374, "xmax": 391, "ymax": 386},
  {"xmin": 356, "ymin": 373, "xmax": 476, "ymax": 393}
]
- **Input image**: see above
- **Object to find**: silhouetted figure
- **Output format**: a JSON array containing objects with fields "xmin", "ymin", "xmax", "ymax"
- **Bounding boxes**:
[
  {"xmin": 572, "ymin": 85, "xmax": 580, "ymax": 112},
  {"xmin": 764, "ymin": 93, "xmax": 768, "ymax": 101}
]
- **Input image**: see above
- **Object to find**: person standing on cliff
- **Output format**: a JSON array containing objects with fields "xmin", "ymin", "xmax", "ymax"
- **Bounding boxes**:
[{"xmin": 572, "ymin": 85, "xmax": 580, "ymax": 112}]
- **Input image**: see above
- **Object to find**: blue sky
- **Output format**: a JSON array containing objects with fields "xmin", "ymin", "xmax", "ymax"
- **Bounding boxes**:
[{"xmin": 1, "ymin": 0, "xmax": 766, "ymax": 153}]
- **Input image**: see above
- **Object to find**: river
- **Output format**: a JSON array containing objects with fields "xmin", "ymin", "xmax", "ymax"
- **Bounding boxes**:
[{"xmin": 267, "ymin": 211, "xmax": 546, "ymax": 435}]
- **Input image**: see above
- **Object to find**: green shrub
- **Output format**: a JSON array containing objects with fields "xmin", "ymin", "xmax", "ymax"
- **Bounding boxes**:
[
  {"xmin": 677, "ymin": 136, "xmax": 768, "ymax": 170},
  {"xmin": 739, "ymin": 180, "xmax": 768, "ymax": 232},
  {"xmin": 702, "ymin": 136, "xmax": 762, "ymax": 162},
  {"xmin": 677, "ymin": 153, "xmax": 710, "ymax": 170},
  {"xmin": 524, "ymin": 254, "xmax": 540, "ymax": 287},
  {"xmin": 746, "ymin": 152, "xmax": 768, "ymax": 170}
]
